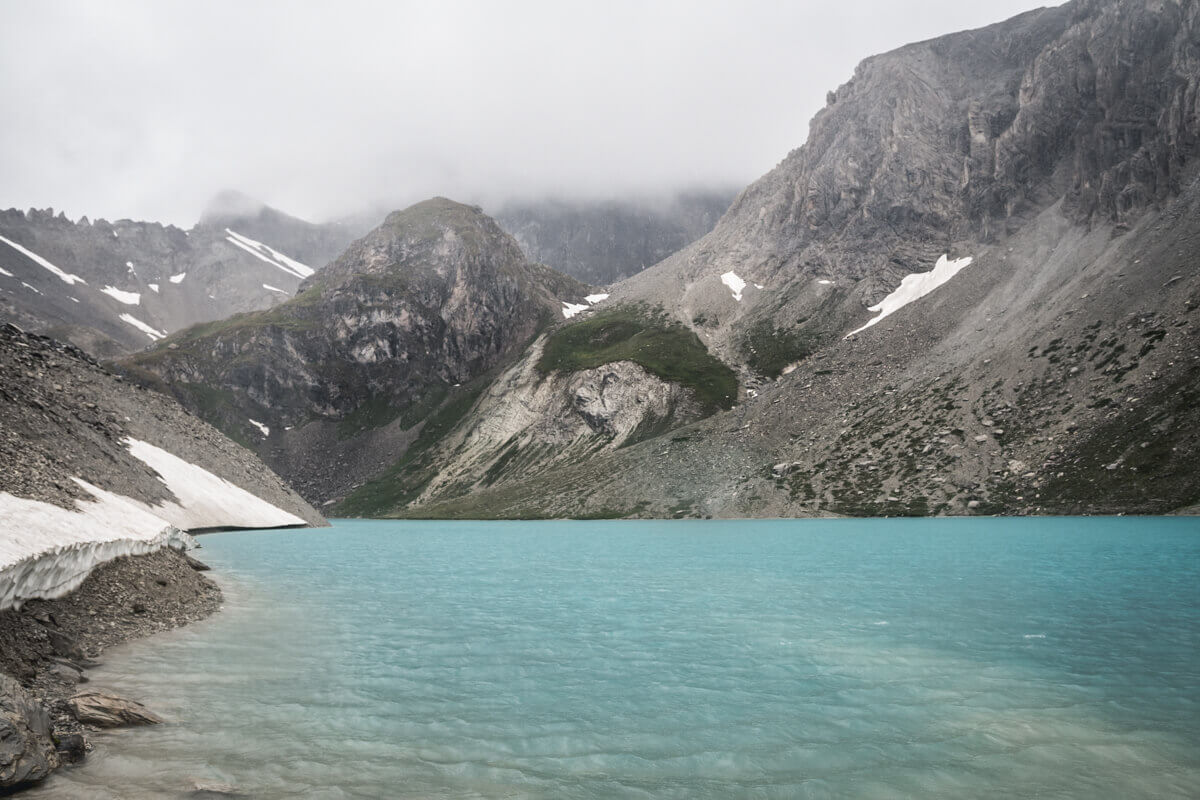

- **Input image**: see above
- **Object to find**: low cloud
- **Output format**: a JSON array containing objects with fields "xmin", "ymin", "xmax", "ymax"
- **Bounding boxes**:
[{"xmin": 0, "ymin": 0, "xmax": 1058, "ymax": 226}]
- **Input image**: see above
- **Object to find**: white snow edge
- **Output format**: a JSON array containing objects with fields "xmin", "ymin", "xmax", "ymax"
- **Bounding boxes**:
[
  {"xmin": 721, "ymin": 271, "xmax": 747, "ymax": 302},
  {"xmin": 102, "ymin": 285, "xmax": 141, "ymax": 305},
  {"xmin": 0, "ymin": 438, "xmax": 307, "ymax": 610},
  {"xmin": 0, "ymin": 235, "xmax": 87, "ymax": 285},
  {"xmin": 119, "ymin": 313, "xmax": 166, "ymax": 341},
  {"xmin": 845, "ymin": 254, "xmax": 974, "ymax": 338},
  {"xmin": 225, "ymin": 229, "xmax": 314, "ymax": 279}
]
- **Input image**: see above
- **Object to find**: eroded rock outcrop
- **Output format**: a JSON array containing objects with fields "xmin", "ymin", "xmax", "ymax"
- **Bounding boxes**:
[{"xmin": 0, "ymin": 674, "xmax": 57, "ymax": 789}]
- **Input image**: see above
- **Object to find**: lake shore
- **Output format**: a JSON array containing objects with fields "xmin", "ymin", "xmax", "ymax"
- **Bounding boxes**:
[{"xmin": 0, "ymin": 547, "xmax": 221, "ymax": 791}]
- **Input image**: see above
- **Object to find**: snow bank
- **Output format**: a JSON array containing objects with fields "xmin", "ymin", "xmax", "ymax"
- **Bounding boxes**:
[
  {"xmin": 119, "ymin": 313, "xmax": 166, "ymax": 341},
  {"xmin": 0, "ymin": 480, "xmax": 195, "ymax": 611},
  {"xmin": 262, "ymin": 283, "xmax": 289, "ymax": 295},
  {"xmin": 0, "ymin": 235, "xmax": 86, "ymax": 285},
  {"xmin": 0, "ymin": 438, "xmax": 307, "ymax": 609},
  {"xmin": 148, "ymin": 283, "xmax": 160, "ymax": 293},
  {"xmin": 248, "ymin": 419, "xmax": 270, "ymax": 437},
  {"xmin": 562, "ymin": 301, "xmax": 589, "ymax": 319},
  {"xmin": 845, "ymin": 254, "xmax": 974, "ymax": 338},
  {"xmin": 124, "ymin": 438, "xmax": 303, "ymax": 530},
  {"xmin": 721, "ymin": 271, "xmax": 746, "ymax": 301},
  {"xmin": 169, "ymin": 272, "xmax": 186, "ymax": 284},
  {"xmin": 102, "ymin": 286, "xmax": 141, "ymax": 305},
  {"xmin": 584, "ymin": 293, "xmax": 609, "ymax": 304},
  {"xmin": 225, "ymin": 229, "xmax": 314, "ymax": 279}
]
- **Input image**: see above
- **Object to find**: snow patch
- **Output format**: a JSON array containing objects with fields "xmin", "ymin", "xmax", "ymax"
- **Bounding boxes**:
[
  {"xmin": 168, "ymin": 272, "xmax": 186, "ymax": 284},
  {"xmin": 262, "ymin": 283, "xmax": 289, "ymax": 296},
  {"xmin": 119, "ymin": 313, "xmax": 166, "ymax": 341},
  {"xmin": 69, "ymin": 297, "xmax": 79, "ymax": 303},
  {"xmin": 584, "ymin": 293, "xmax": 609, "ymax": 304},
  {"xmin": 148, "ymin": 283, "xmax": 160, "ymax": 293},
  {"xmin": 845, "ymin": 254, "xmax": 974, "ymax": 338},
  {"xmin": 721, "ymin": 271, "xmax": 747, "ymax": 301},
  {"xmin": 225, "ymin": 229, "xmax": 314, "ymax": 279},
  {"xmin": 817, "ymin": 279, "xmax": 834, "ymax": 285},
  {"xmin": 125, "ymin": 438, "xmax": 303, "ymax": 530},
  {"xmin": 249, "ymin": 419, "xmax": 270, "ymax": 437},
  {"xmin": 562, "ymin": 301, "xmax": 590, "ymax": 319},
  {"xmin": 21, "ymin": 282, "xmax": 41, "ymax": 295},
  {"xmin": 101, "ymin": 286, "xmax": 141, "ymax": 305},
  {"xmin": 0, "ymin": 267, "xmax": 12, "ymax": 277},
  {"xmin": 0, "ymin": 235, "xmax": 86, "ymax": 285}
]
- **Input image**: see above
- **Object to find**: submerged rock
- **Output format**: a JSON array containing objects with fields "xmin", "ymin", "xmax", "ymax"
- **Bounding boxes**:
[{"xmin": 68, "ymin": 691, "xmax": 163, "ymax": 727}]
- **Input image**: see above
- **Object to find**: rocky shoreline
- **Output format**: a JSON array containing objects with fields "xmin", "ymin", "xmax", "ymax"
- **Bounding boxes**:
[{"xmin": 0, "ymin": 548, "xmax": 221, "ymax": 791}]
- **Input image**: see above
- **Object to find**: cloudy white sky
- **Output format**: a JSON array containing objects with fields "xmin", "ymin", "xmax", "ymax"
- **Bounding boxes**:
[{"xmin": 1, "ymin": 1, "xmax": 1058, "ymax": 226}]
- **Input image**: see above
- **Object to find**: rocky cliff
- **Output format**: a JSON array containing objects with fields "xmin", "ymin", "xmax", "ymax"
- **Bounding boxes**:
[{"xmin": 0, "ymin": 195, "xmax": 356, "ymax": 358}]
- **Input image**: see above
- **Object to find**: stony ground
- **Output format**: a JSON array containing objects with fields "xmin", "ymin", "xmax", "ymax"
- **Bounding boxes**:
[{"xmin": 0, "ymin": 548, "xmax": 221, "ymax": 771}]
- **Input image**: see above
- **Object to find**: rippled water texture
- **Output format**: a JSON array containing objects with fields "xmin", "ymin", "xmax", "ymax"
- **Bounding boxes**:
[{"xmin": 28, "ymin": 518, "xmax": 1200, "ymax": 799}]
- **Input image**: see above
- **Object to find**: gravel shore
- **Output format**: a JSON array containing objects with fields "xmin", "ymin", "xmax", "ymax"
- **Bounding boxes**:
[{"xmin": 0, "ymin": 548, "xmax": 221, "ymax": 788}]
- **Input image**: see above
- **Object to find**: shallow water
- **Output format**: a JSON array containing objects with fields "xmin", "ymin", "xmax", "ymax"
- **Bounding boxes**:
[{"xmin": 28, "ymin": 517, "xmax": 1200, "ymax": 799}]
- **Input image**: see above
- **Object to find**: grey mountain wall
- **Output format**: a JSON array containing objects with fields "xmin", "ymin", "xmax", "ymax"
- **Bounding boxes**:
[{"xmin": 0, "ymin": 198, "xmax": 357, "ymax": 358}]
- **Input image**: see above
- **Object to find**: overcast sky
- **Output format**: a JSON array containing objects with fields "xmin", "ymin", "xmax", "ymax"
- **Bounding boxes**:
[{"xmin": 1, "ymin": 1, "xmax": 1058, "ymax": 226}]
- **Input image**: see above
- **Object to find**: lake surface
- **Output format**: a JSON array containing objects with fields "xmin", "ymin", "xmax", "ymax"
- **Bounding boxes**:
[{"xmin": 29, "ymin": 517, "xmax": 1200, "ymax": 799}]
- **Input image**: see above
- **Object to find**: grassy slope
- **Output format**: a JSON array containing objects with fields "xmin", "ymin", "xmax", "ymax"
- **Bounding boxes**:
[{"xmin": 537, "ymin": 306, "xmax": 737, "ymax": 413}]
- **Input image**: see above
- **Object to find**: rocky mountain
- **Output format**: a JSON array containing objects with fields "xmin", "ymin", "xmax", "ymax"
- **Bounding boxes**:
[
  {"xmin": 492, "ymin": 190, "xmax": 736, "ymax": 286},
  {"xmin": 0, "ymin": 195, "xmax": 357, "ymax": 358},
  {"xmin": 320, "ymin": 0, "xmax": 1199, "ymax": 519},
  {"xmin": 122, "ymin": 198, "xmax": 605, "ymax": 505}
]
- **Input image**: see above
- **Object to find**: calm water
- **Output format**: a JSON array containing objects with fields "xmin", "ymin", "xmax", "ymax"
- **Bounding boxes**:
[{"xmin": 28, "ymin": 518, "xmax": 1200, "ymax": 799}]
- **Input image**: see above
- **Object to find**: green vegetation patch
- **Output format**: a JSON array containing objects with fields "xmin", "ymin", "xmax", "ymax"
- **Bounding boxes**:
[
  {"xmin": 537, "ymin": 306, "xmax": 736, "ymax": 413},
  {"xmin": 739, "ymin": 319, "xmax": 819, "ymax": 378},
  {"xmin": 334, "ymin": 383, "xmax": 485, "ymax": 517}
]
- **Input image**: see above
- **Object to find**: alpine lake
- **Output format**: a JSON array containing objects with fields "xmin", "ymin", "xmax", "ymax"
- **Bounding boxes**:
[{"xmin": 27, "ymin": 517, "xmax": 1200, "ymax": 799}]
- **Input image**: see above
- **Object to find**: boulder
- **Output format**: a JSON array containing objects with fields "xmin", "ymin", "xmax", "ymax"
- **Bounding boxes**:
[
  {"xmin": 0, "ymin": 674, "xmax": 58, "ymax": 788},
  {"xmin": 68, "ymin": 691, "xmax": 163, "ymax": 727}
]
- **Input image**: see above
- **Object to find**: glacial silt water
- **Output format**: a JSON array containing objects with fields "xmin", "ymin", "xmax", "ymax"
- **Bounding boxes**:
[{"xmin": 29, "ymin": 518, "xmax": 1200, "ymax": 798}]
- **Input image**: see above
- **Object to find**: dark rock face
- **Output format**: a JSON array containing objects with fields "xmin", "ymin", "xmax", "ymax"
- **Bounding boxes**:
[
  {"xmin": 493, "ymin": 190, "xmax": 735, "ymax": 285},
  {"xmin": 0, "ymin": 196, "xmax": 357, "ymax": 357},
  {"xmin": 0, "ymin": 674, "xmax": 57, "ymax": 789},
  {"xmin": 124, "ymin": 198, "xmax": 592, "ymax": 504}
]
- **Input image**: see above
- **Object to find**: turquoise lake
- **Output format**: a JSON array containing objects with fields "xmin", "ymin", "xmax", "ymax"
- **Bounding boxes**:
[{"xmin": 28, "ymin": 517, "xmax": 1200, "ymax": 798}]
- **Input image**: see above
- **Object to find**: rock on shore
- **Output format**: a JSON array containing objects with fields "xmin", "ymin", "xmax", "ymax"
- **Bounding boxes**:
[{"xmin": 0, "ymin": 548, "xmax": 221, "ymax": 791}]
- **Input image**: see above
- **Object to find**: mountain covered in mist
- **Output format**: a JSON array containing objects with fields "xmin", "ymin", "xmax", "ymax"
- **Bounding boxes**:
[
  {"xmin": 0, "ymin": 197, "xmax": 358, "ymax": 357},
  {"xmin": 492, "ymin": 190, "xmax": 736, "ymax": 285},
  {"xmin": 87, "ymin": 0, "xmax": 1200, "ymax": 518},
  {"xmin": 122, "ymin": 199, "xmax": 597, "ymax": 505}
]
